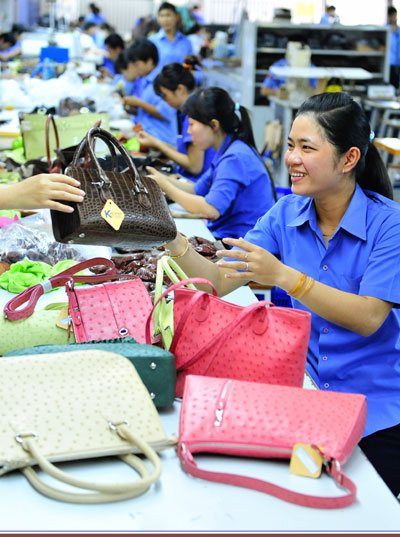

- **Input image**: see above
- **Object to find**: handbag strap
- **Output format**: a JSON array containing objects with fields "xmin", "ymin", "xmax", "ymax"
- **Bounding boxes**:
[
  {"xmin": 145, "ymin": 278, "xmax": 218, "ymax": 344},
  {"xmin": 20, "ymin": 423, "xmax": 162, "ymax": 504},
  {"xmin": 179, "ymin": 444, "xmax": 357, "ymax": 509},
  {"xmin": 45, "ymin": 114, "xmax": 61, "ymax": 171},
  {"xmin": 3, "ymin": 257, "xmax": 124, "ymax": 321},
  {"xmin": 170, "ymin": 289, "xmax": 272, "ymax": 361}
]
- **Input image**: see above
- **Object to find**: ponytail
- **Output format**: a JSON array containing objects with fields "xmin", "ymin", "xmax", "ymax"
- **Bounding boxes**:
[{"xmin": 357, "ymin": 142, "xmax": 393, "ymax": 200}]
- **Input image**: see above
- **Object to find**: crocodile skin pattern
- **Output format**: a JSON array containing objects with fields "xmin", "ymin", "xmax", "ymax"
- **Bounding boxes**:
[
  {"xmin": 0, "ymin": 350, "xmax": 169, "ymax": 472},
  {"xmin": 171, "ymin": 288, "xmax": 311, "ymax": 396},
  {"xmin": 52, "ymin": 167, "xmax": 177, "ymax": 249},
  {"xmin": 69, "ymin": 279, "xmax": 154, "ymax": 343},
  {"xmin": 180, "ymin": 375, "xmax": 367, "ymax": 463}
]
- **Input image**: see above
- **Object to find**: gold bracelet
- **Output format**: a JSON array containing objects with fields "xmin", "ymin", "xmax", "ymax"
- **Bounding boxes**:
[
  {"xmin": 168, "ymin": 235, "xmax": 189, "ymax": 259},
  {"xmin": 287, "ymin": 272, "xmax": 307, "ymax": 297},
  {"xmin": 295, "ymin": 276, "xmax": 315, "ymax": 299}
]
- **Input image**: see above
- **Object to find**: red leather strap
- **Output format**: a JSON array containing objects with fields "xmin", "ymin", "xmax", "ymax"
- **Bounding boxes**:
[
  {"xmin": 3, "ymin": 257, "xmax": 120, "ymax": 321},
  {"xmin": 144, "ymin": 278, "xmax": 218, "ymax": 344},
  {"xmin": 179, "ymin": 445, "xmax": 357, "ymax": 509},
  {"xmin": 174, "ymin": 299, "xmax": 272, "ymax": 373}
]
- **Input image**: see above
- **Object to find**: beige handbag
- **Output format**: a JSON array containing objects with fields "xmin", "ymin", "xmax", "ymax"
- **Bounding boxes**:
[{"xmin": 0, "ymin": 350, "xmax": 176, "ymax": 503}]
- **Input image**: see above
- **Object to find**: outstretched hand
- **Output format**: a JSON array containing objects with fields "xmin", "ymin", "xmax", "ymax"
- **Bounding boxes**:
[
  {"xmin": 216, "ymin": 237, "xmax": 283, "ymax": 286},
  {"xmin": 145, "ymin": 166, "xmax": 170, "ymax": 190},
  {"xmin": 7, "ymin": 174, "xmax": 85, "ymax": 213}
]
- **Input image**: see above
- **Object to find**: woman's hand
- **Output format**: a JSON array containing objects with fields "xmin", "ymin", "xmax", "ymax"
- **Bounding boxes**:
[
  {"xmin": 123, "ymin": 95, "xmax": 139, "ymax": 108},
  {"xmin": 215, "ymin": 237, "xmax": 284, "ymax": 286},
  {"xmin": 137, "ymin": 130, "xmax": 159, "ymax": 149},
  {"xmin": 145, "ymin": 166, "xmax": 170, "ymax": 191},
  {"xmin": 4, "ymin": 174, "xmax": 85, "ymax": 213}
]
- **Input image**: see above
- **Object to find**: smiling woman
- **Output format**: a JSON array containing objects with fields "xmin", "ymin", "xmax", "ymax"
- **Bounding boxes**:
[{"xmin": 160, "ymin": 92, "xmax": 400, "ymax": 499}]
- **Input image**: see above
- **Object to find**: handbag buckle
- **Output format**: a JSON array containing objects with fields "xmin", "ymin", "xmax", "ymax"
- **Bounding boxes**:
[
  {"xmin": 15, "ymin": 431, "xmax": 38, "ymax": 445},
  {"xmin": 108, "ymin": 419, "xmax": 130, "ymax": 431}
]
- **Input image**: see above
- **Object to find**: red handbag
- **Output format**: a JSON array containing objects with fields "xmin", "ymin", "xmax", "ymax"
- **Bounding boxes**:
[
  {"xmin": 4, "ymin": 257, "xmax": 154, "ymax": 344},
  {"xmin": 146, "ymin": 278, "xmax": 311, "ymax": 396},
  {"xmin": 178, "ymin": 375, "xmax": 367, "ymax": 509}
]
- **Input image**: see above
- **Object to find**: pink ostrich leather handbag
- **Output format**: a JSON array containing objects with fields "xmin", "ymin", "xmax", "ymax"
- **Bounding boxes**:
[
  {"xmin": 146, "ymin": 278, "xmax": 311, "ymax": 396},
  {"xmin": 178, "ymin": 375, "xmax": 367, "ymax": 509}
]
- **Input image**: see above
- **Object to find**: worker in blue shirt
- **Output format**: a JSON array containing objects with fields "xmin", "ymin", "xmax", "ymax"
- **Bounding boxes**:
[
  {"xmin": 161, "ymin": 92, "xmax": 400, "ymax": 499},
  {"xmin": 146, "ymin": 86, "xmax": 276, "ymax": 239},
  {"xmin": 99, "ymin": 33, "xmax": 124, "ymax": 78},
  {"xmin": 0, "ymin": 32, "xmax": 17, "ymax": 61},
  {"xmin": 388, "ymin": 6, "xmax": 400, "ymax": 89},
  {"xmin": 149, "ymin": 2, "xmax": 193, "ymax": 68},
  {"xmin": 136, "ymin": 59, "xmax": 215, "ymax": 182},
  {"xmin": 122, "ymin": 39, "xmax": 177, "ymax": 144},
  {"xmin": 113, "ymin": 50, "xmax": 138, "ymax": 97},
  {"xmin": 319, "ymin": 5, "xmax": 340, "ymax": 24},
  {"xmin": 84, "ymin": 3, "xmax": 106, "ymax": 26}
]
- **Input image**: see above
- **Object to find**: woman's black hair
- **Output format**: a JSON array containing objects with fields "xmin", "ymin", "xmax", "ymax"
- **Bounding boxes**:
[
  {"xmin": 181, "ymin": 86, "xmax": 256, "ymax": 148},
  {"xmin": 0, "ymin": 32, "xmax": 16, "ymax": 47},
  {"xmin": 296, "ymin": 92, "xmax": 393, "ymax": 199},
  {"xmin": 104, "ymin": 33, "xmax": 124, "ymax": 50},
  {"xmin": 89, "ymin": 3, "xmax": 100, "ymax": 15},
  {"xmin": 182, "ymin": 86, "xmax": 277, "ymax": 200},
  {"xmin": 153, "ymin": 61, "xmax": 197, "ymax": 96}
]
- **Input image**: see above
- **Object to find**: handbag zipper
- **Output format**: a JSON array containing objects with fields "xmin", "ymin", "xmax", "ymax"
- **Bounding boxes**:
[
  {"xmin": 214, "ymin": 380, "xmax": 232, "ymax": 427},
  {"xmin": 186, "ymin": 441, "xmax": 292, "ymax": 456}
]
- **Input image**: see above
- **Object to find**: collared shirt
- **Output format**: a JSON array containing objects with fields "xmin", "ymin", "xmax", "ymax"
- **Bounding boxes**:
[
  {"xmin": 242, "ymin": 184, "xmax": 400, "ymax": 437},
  {"xmin": 134, "ymin": 65, "xmax": 177, "ymax": 143},
  {"xmin": 388, "ymin": 23, "xmax": 400, "ymax": 66},
  {"xmin": 175, "ymin": 112, "xmax": 215, "ymax": 182},
  {"xmin": 262, "ymin": 58, "xmax": 317, "ymax": 90},
  {"xmin": 194, "ymin": 135, "xmax": 275, "ymax": 238},
  {"xmin": 149, "ymin": 29, "xmax": 193, "ymax": 68}
]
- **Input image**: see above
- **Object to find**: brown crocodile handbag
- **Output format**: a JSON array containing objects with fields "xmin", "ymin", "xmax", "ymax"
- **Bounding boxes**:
[{"xmin": 51, "ymin": 127, "xmax": 177, "ymax": 249}]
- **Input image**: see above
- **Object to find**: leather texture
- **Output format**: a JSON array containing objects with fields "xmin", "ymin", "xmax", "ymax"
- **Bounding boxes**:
[
  {"xmin": 7, "ymin": 342, "xmax": 176, "ymax": 408},
  {"xmin": 51, "ymin": 127, "xmax": 177, "ymax": 249},
  {"xmin": 178, "ymin": 375, "xmax": 367, "ymax": 509},
  {"xmin": 67, "ymin": 278, "xmax": 154, "ymax": 344},
  {"xmin": 147, "ymin": 278, "xmax": 311, "ymax": 397},
  {"xmin": 0, "ymin": 350, "xmax": 176, "ymax": 503}
]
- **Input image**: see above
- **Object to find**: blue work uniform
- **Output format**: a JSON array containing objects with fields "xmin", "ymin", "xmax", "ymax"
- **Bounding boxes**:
[
  {"xmin": 194, "ymin": 135, "xmax": 275, "ymax": 239},
  {"xmin": 149, "ymin": 29, "xmax": 193, "ymax": 68},
  {"xmin": 84, "ymin": 13, "xmax": 106, "ymax": 25},
  {"xmin": 241, "ymin": 185, "xmax": 400, "ymax": 437},
  {"xmin": 134, "ymin": 65, "xmax": 177, "ymax": 144},
  {"xmin": 388, "ymin": 23, "xmax": 400, "ymax": 67},
  {"xmin": 262, "ymin": 58, "xmax": 317, "ymax": 91},
  {"xmin": 175, "ymin": 112, "xmax": 215, "ymax": 182}
]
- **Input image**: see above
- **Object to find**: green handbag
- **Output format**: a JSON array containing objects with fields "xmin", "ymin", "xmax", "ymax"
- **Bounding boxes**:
[
  {"xmin": 5, "ymin": 339, "xmax": 176, "ymax": 408},
  {"xmin": 0, "ymin": 303, "xmax": 76, "ymax": 355},
  {"xmin": 153, "ymin": 256, "xmax": 196, "ymax": 351}
]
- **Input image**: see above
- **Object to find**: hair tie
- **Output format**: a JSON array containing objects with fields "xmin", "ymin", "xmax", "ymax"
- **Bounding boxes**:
[
  {"xmin": 369, "ymin": 130, "xmax": 375, "ymax": 142},
  {"xmin": 182, "ymin": 63, "xmax": 194, "ymax": 71}
]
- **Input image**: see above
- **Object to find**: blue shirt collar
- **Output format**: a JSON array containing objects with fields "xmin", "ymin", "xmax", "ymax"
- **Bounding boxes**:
[
  {"xmin": 210, "ymin": 134, "xmax": 234, "ymax": 169},
  {"xmin": 157, "ymin": 29, "xmax": 184, "ymax": 42},
  {"xmin": 141, "ymin": 64, "xmax": 161, "ymax": 85},
  {"xmin": 287, "ymin": 183, "xmax": 368, "ymax": 241}
]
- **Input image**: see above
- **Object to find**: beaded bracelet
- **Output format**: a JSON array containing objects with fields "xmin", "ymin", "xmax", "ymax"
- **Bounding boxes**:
[
  {"xmin": 287, "ymin": 272, "xmax": 307, "ymax": 297},
  {"xmin": 166, "ymin": 235, "xmax": 189, "ymax": 259}
]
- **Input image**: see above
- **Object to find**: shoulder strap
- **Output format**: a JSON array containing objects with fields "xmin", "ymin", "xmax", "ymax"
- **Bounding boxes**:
[{"xmin": 179, "ymin": 445, "xmax": 357, "ymax": 509}]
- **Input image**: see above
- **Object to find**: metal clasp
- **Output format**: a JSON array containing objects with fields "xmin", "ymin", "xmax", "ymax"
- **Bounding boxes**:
[
  {"xmin": 108, "ymin": 420, "xmax": 130, "ymax": 431},
  {"xmin": 15, "ymin": 431, "xmax": 38, "ymax": 444}
]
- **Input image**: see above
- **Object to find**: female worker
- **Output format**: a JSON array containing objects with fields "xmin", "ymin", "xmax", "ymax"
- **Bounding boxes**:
[
  {"xmin": 161, "ymin": 92, "xmax": 400, "ymax": 498},
  {"xmin": 137, "ymin": 60, "xmax": 215, "ymax": 182},
  {"xmin": 146, "ymin": 86, "xmax": 276, "ymax": 239}
]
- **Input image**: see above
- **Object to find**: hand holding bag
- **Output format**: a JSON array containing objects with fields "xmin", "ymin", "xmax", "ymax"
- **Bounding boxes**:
[
  {"xmin": 4, "ymin": 257, "xmax": 155, "ymax": 344},
  {"xmin": 146, "ymin": 278, "xmax": 311, "ymax": 396},
  {"xmin": 0, "ymin": 349, "xmax": 177, "ymax": 503},
  {"xmin": 50, "ymin": 126, "xmax": 177, "ymax": 249},
  {"xmin": 178, "ymin": 375, "xmax": 367, "ymax": 509}
]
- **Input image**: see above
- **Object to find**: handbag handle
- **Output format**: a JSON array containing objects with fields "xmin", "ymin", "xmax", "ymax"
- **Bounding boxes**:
[
  {"xmin": 145, "ymin": 277, "xmax": 218, "ymax": 344},
  {"xmin": 56, "ymin": 118, "xmax": 103, "ymax": 168},
  {"xmin": 19, "ymin": 423, "xmax": 162, "ymax": 504},
  {"xmin": 45, "ymin": 114, "xmax": 61, "ymax": 172},
  {"xmin": 171, "ymin": 297, "xmax": 272, "ymax": 372},
  {"xmin": 179, "ymin": 444, "xmax": 357, "ymax": 509},
  {"xmin": 3, "ymin": 257, "xmax": 135, "ymax": 321},
  {"xmin": 71, "ymin": 127, "xmax": 149, "ymax": 202}
]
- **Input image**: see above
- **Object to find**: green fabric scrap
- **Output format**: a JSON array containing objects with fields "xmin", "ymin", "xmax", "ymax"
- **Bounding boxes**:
[{"xmin": 0, "ymin": 258, "xmax": 79, "ymax": 293}]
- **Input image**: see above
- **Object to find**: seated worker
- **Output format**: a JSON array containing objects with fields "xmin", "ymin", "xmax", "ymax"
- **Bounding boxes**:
[
  {"xmin": 146, "ymin": 87, "xmax": 276, "ymax": 239},
  {"xmin": 149, "ymin": 2, "xmax": 193, "ymax": 68},
  {"xmin": 136, "ymin": 59, "xmax": 215, "ymax": 182},
  {"xmin": 0, "ymin": 32, "xmax": 17, "ymax": 61},
  {"xmin": 84, "ymin": 2, "xmax": 106, "ymax": 26},
  {"xmin": 261, "ymin": 56, "xmax": 317, "ymax": 98},
  {"xmin": 113, "ymin": 49, "xmax": 139, "ymax": 96},
  {"xmin": 320, "ymin": 5, "xmax": 340, "ymax": 24},
  {"xmin": 122, "ymin": 39, "xmax": 177, "ymax": 145},
  {"xmin": 82, "ymin": 21, "xmax": 104, "ymax": 49},
  {"xmin": 99, "ymin": 32, "xmax": 125, "ymax": 78},
  {"xmin": 1, "ymin": 23, "xmax": 24, "ymax": 61},
  {"xmin": 159, "ymin": 92, "xmax": 400, "ymax": 500},
  {"xmin": 0, "ymin": 174, "xmax": 85, "ymax": 212}
]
